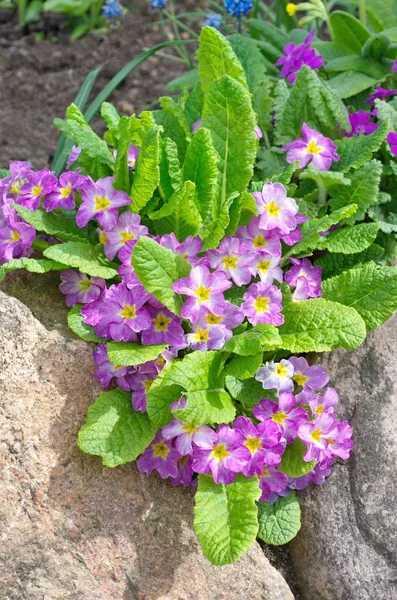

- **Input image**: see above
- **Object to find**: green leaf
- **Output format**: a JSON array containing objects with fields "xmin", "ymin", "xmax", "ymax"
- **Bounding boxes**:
[
  {"xmin": 165, "ymin": 69, "xmax": 199, "ymax": 92},
  {"xmin": 150, "ymin": 181, "xmax": 202, "ymax": 241},
  {"xmin": 159, "ymin": 137, "xmax": 182, "ymax": 201},
  {"xmin": 182, "ymin": 127, "xmax": 218, "ymax": 225},
  {"xmin": 77, "ymin": 389, "xmax": 155, "ymax": 468},
  {"xmin": 107, "ymin": 342, "xmax": 168, "ymax": 367},
  {"xmin": 279, "ymin": 298, "xmax": 366, "ymax": 352},
  {"xmin": 322, "ymin": 262, "xmax": 397, "ymax": 331},
  {"xmin": 101, "ymin": 102, "xmax": 120, "ymax": 130},
  {"xmin": 362, "ymin": 33, "xmax": 390, "ymax": 61},
  {"xmin": 173, "ymin": 390, "xmax": 236, "ymax": 425},
  {"xmin": 194, "ymin": 474, "xmax": 261, "ymax": 565},
  {"xmin": 13, "ymin": 205, "xmax": 90, "ymax": 243},
  {"xmin": 67, "ymin": 304, "xmax": 105, "ymax": 343},
  {"xmin": 130, "ymin": 125, "xmax": 161, "ymax": 212},
  {"xmin": 0, "ymin": 257, "xmax": 67, "ymax": 282},
  {"xmin": 197, "ymin": 26, "xmax": 248, "ymax": 93},
  {"xmin": 279, "ymin": 439, "xmax": 316, "ymax": 477},
  {"xmin": 224, "ymin": 324, "xmax": 282, "ymax": 356},
  {"xmin": 315, "ymin": 243, "xmax": 385, "ymax": 278},
  {"xmin": 329, "ymin": 11, "xmax": 371, "ymax": 53},
  {"xmin": 334, "ymin": 121, "xmax": 388, "ymax": 172},
  {"xmin": 63, "ymin": 104, "xmax": 113, "ymax": 164},
  {"xmin": 329, "ymin": 159, "xmax": 382, "ymax": 221},
  {"xmin": 257, "ymin": 492, "xmax": 301, "ymax": 546},
  {"xmin": 318, "ymin": 223, "xmax": 379, "ymax": 254},
  {"xmin": 132, "ymin": 236, "xmax": 190, "ymax": 316},
  {"xmin": 43, "ymin": 241, "xmax": 117, "ymax": 279},
  {"xmin": 299, "ymin": 164, "xmax": 351, "ymax": 189},
  {"xmin": 225, "ymin": 375, "xmax": 265, "ymax": 407},
  {"xmin": 113, "ymin": 116, "xmax": 132, "ymax": 193},
  {"xmin": 328, "ymin": 71, "xmax": 379, "ymax": 99},
  {"xmin": 326, "ymin": 55, "xmax": 389, "ymax": 80},
  {"xmin": 225, "ymin": 353, "xmax": 263, "ymax": 380},
  {"xmin": 160, "ymin": 96, "xmax": 192, "ymax": 142},
  {"xmin": 228, "ymin": 34, "xmax": 267, "ymax": 93}
]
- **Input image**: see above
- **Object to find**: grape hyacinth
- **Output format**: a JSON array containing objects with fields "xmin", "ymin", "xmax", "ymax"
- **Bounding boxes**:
[
  {"xmin": 102, "ymin": 0, "xmax": 123, "ymax": 18},
  {"xmin": 223, "ymin": 0, "xmax": 253, "ymax": 17}
]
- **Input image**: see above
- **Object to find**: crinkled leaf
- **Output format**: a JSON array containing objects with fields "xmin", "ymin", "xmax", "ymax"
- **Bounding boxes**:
[
  {"xmin": 67, "ymin": 304, "xmax": 105, "ymax": 343},
  {"xmin": 315, "ymin": 243, "xmax": 385, "ymax": 278},
  {"xmin": 194, "ymin": 474, "xmax": 261, "ymax": 566},
  {"xmin": 334, "ymin": 121, "xmax": 388, "ymax": 172},
  {"xmin": 322, "ymin": 262, "xmax": 397, "ymax": 331},
  {"xmin": 328, "ymin": 71, "xmax": 380, "ymax": 99},
  {"xmin": 13, "ymin": 204, "xmax": 91, "ymax": 243},
  {"xmin": 159, "ymin": 137, "xmax": 182, "ymax": 201},
  {"xmin": 225, "ymin": 353, "xmax": 263, "ymax": 380},
  {"xmin": 77, "ymin": 389, "xmax": 155, "ymax": 467},
  {"xmin": 130, "ymin": 125, "xmax": 161, "ymax": 212},
  {"xmin": 224, "ymin": 324, "xmax": 282, "ymax": 356},
  {"xmin": 326, "ymin": 55, "xmax": 389, "ymax": 80},
  {"xmin": 279, "ymin": 439, "xmax": 316, "ymax": 477},
  {"xmin": 279, "ymin": 298, "xmax": 366, "ymax": 352},
  {"xmin": 107, "ymin": 342, "xmax": 168, "ymax": 367},
  {"xmin": 150, "ymin": 181, "xmax": 202, "ymax": 241},
  {"xmin": 225, "ymin": 375, "xmax": 265, "ymax": 407},
  {"xmin": 0, "ymin": 257, "xmax": 67, "ymax": 282},
  {"xmin": 228, "ymin": 34, "xmax": 266, "ymax": 93},
  {"xmin": 318, "ymin": 223, "xmax": 379, "ymax": 254},
  {"xmin": 173, "ymin": 390, "xmax": 235, "ymax": 425},
  {"xmin": 257, "ymin": 492, "xmax": 301, "ymax": 546},
  {"xmin": 63, "ymin": 103, "xmax": 113, "ymax": 163},
  {"xmin": 43, "ymin": 241, "xmax": 117, "ymax": 279}
]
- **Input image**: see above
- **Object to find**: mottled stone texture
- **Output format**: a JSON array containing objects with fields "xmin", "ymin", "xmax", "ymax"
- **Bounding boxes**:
[
  {"xmin": 290, "ymin": 315, "xmax": 397, "ymax": 600},
  {"xmin": 0, "ymin": 287, "xmax": 293, "ymax": 600}
]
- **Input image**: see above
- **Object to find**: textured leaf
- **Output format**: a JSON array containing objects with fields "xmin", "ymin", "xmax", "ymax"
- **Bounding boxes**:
[
  {"xmin": 329, "ymin": 159, "xmax": 382, "ymax": 221},
  {"xmin": 224, "ymin": 324, "xmax": 282, "ymax": 356},
  {"xmin": 330, "ymin": 11, "xmax": 371, "ymax": 53},
  {"xmin": 101, "ymin": 102, "xmax": 120, "ymax": 130},
  {"xmin": 158, "ymin": 137, "xmax": 182, "ymax": 202},
  {"xmin": 334, "ymin": 121, "xmax": 388, "ymax": 172},
  {"xmin": 318, "ymin": 223, "xmax": 379, "ymax": 254},
  {"xmin": 197, "ymin": 26, "xmax": 248, "ymax": 93},
  {"xmin": 0, "ymin": 257, "xmax": 67, "ymax": 282},
  {"xmin": 315, "ymin": 244, "xmax": 385, "ymax": 278},
  {"xmin": 132, "ymin": 236, "xmax": 190, "ymax": 316},
  {"xmin": 322, "ymin": 262, "xmax": 397, "ymax": 331},
  {"xmin": 130, "ymin": 125, "xmax": 161, "ymax": 212},
  {"xmin": 150, "ymin": 181, "xmax": 202, "ymax": 241},
  {"xmin": 67, "ymin": 304, "xmax": 105, "ymax": 343},
  {"xmin": 279, "ymin": 439, "xmax": 316, "ymax": 477},
  {"xmin": 300, "ymin": 164, "xmax": 351, "ymax": 188},
  {"xmin": 362, "ymin": 33, "xmax": 390, "ymax": 61},
  {"xmin": 113, "ymin": 116, "xmax": 132, "ymax": 193},
  {"xmin": 228, "ymin": 34, "xmax": 266, "ymax": 93},
  {"xmin": 173, "ymin": 390, "xmax": 236, "ymax": 425},
  {"xmin": 107, "ymin": 342, "xmax": 168, "ymax": 367},
  {"xmin": 257, "ymin": 492, "xmax": 301, "ymax": 546},
  {"xmin": 225, "ymin": 375, "xmax": 265, "ymax": 407},
  {"xmin": 153, "ymin": 109, "xmax": 188, "ymax": 160},
  {"xmin": 43, "ymin": 242, "xmax": 117, "ymax": 279},
  {"xmin": 13, "ymin": 204, "xmax": 91, "ymax": 243},
  {"xmin": 328, "ymin": 71, "xmax": 379, "ymax": 99},
  {"xmin": 225, "ymin": 353, "xmax": 263, "ymax": 380},
  {"xmin": 194, "ymin": 474, "xmax": 261, "ymax": 565},
  {"xmin": 160, "ymin": 96, "xmax": 192, "ymax": 142},
  {"xmin": 326, "ymin": 55, "xmax": 389, "ymax": 80},
  {"xmin": 64, "ymin": 104, "xmax": 113, "ymax": 163},
  {"xmin": 77, "ymin": 389, "xmax": 155, "ymax": 467},
  {"xmin": 279, "ymin": 298, "xmax": 366, "ymax": 352}
]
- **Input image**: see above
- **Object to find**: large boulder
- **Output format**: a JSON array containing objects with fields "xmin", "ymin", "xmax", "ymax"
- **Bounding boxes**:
[
  {"xmin": 290, "ymin": 315, "xmax": 397, "ymax": 600},
  {"xmin": 0, "ymin": 286, "xmax": 294, "ymax": 600}
]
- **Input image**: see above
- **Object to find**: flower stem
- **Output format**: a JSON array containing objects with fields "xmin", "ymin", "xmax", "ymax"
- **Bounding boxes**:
[
  {"xmin": 32, "ymin": 238, "xmax": 51, "ymax": 254},
  {"xmin": 358, "ymin": 0, "xmax": 366, "ymax": 26}
]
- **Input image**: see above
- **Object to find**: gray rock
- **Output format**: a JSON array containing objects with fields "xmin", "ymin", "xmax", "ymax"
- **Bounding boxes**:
[
  {"xmin": 290, "ymin": 315, "xmax": 397, "ymax": 600},
  {"xmin": 0, "ymin": 287, "xmax": 294, "ymax": 600}
]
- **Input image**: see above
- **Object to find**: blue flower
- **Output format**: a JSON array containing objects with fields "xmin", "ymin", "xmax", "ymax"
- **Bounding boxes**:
[
  {"xmin": 151, "ymin": 0, "xmax": 166, "ymax": 8},
  {"xmin": 102, "ymin": 0, "xmax": 123, "ymax": 19},
  {"xmin": 203, "ymin": 13, "xmax": 223, "ymax": 29},
  {"xmin": 223, "ymin": 0, "xmax": 253, "ymax": 17}
]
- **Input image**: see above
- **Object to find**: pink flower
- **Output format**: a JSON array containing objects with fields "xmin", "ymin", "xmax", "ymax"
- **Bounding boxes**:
[
  {"xmin": 43, "ymin": 171, "xmax": 86, "ymax": 212},
  {"xmin": 289, "ymin": 356, "xmax": 329, "ymax": 390},
  {"xmin": 252, "ymin": 182, "xmax": 298, "ymax": 234},
  {"xmin": 298, "ymin": 412, "xmax": 339, "ymax": 461},
  {"xmin": 141, "ymin": 304, "xmax": 185, "ymax": 347},
  {"xmin": 103, "ymin": 211, "xmax": 148, "ymax": 260},
  {"xmin": 162, "ymin": 419, "xmax": 216, "ymax": 455},
  {"xmin": 236, "ymin": 216, "xmax": 282, "ymax": 257},
  {"xmin": 206, "ymin": 236, "xmax": 255, "ymax": 286},
  {"xmin": 77, "ymin": 176, "xmax": 131, "ymax": 229},
  {"xmin": 233, "ymin": 416, "xmax": 285, "ymax": 476},
  {"xmin": 255, "ymin": 359, "xmax": 294, "ymax": 393},
  {"xmin": 282, "ymin": 123, "xmax": 340, "ymax": 171},
  {"xmin": 285, "ymin": 257, "xmax": 322, "ymax": 300},
  {"xmin": 137, "ymin": 432, "xmax": 182, "ymax": 479},
  {"xmin": 253, "ymin": 393, "xmax": 307, "ymax": 443},
  {"xmin": 241, "ymin": 282, "xmax": 284, "ymax": 326},
  {"xmin": 258, "ymin": 466, "xmax": 289, "ymax": 502},
  {"xmin": 59, "ymin": 270, "xmax": 105, "ymax": 307},
  {"xmin": 249, "ymin": 252, "xmax": 283, "ymax": 286}
]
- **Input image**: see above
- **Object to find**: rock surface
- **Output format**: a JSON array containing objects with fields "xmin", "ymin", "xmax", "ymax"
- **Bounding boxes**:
[
  {"xmin": 0, "ymin": 287, "xmax": 294, "ymax": 600},
  {"xmin": 290, "ymin": 315, "xmax": 397, "ymax": 600}
]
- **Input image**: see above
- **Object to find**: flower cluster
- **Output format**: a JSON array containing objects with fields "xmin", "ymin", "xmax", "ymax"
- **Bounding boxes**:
[
  {"xmin": 137, "ymin": 356, "xmax": 353, "ymax": 501},
  {"xmin": 223, "ymin": 0, "xmax": 253, "ymax": 17},
  {"xmin": 102, "ymin": 0, "xmax": 123, "ymax": 19},
  {"xmin": 275, "ymin": 30, "xmax": 324, "ymax": 84},
  {"xmin": 203, "ymin": 13, "xmax": 223, "ymax": 30}
]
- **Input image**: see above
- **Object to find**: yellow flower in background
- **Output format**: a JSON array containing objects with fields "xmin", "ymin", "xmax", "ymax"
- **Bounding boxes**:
[{"xmin": 286, "ymin": 3, "xmax": 298, "ymax": 16}]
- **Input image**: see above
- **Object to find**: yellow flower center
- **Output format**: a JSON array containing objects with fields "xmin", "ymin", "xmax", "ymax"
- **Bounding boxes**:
[
  {"xmin": 78, "ymin": 279, "xmax": 92, "ymax": 292},
  {"xmin": 260, "ymin": 465, "xmax": 270, "ymax": 478},
  {"xmin": 257, "ymin": 259, "xmax": 271, "ymax": 273},
  {"xmin": 181, "ymin": 423, "xmax": 199, "ymax": 435},
  {"xmin": 10, "ymin": 179, "xmax": 23, "ymax": 194},
  {"xmin": 266, "ymin": 199, "xmax": 281, "ymax": 217},
  {"xmin": 244, "ymin": 436, "xmax": 262, "ymax": 454},
  {"xmin": 32, "ymin": 185, "xmax": 43, "ymax": 198},
  {"xmin": 119, "ymin": 304, "xmax": 136, "ymax": 319},
  {"xmin": 253, "ymin": 234, "xmax": 266, "ymax": 248},
  {"xmin": 195, "ymin": 284, "xmax": 211, "ymax": 302},
  {"xmin": 143, "ymin": 379, "xmax": 154, "ymax": 392},
  {"xmin": 272, "ymin": 410, "xmax": 288, "ymax": 425},
  {"xmin": 98, "ymin": 230, "xmax": 107, "ymax": 244},
  {"xmin": 153, "ymin": 441, "xmax": 169, "ymax": 459},
  {"xmin": 8, "ymin": 231, "xmax": 21, "ymax": 242},
  {"xmin": 222, "ymin": 254, "xmax": 238, "ymax": 269},
  {"xmin": 311, "ymin": 428, "xmax": 322, "ymax": 443},
  {"xmin": 306, "ymin": 139, "xmax": 323, "ymax": 155},
  {"xmin": 275, "ymin": 364, "xmax": 289, "ymax": 377},
  {"xmin": 128, "ymin": 158, "xmax": 136, "ymax": 168},
  {"xmin": 94, "ymin": 195, "xmax": 112, "ymax": 211},
  {"xmin": 153, "ymin": 312, "xmax": 171, "ymax": 332},
  {"xmin": 194, "ymin": 328, "xmax": 210, "ymax": 343},
  {"xmin": 120, "ymin": 231, "xmax": 135, "ymax": 244},
  {"xmin": 286, "ymin": 2, "xmax": 297, "ymax": 16},
  {"xmin": 253, "ymin": 296, "xmax": 269, "ymax": 313},
  {"xmin": 294, "ymin": 373, "xmax": 309, "ymax": 386},
  {"xmin": 60, "ymin": 183, "xmax": 72, "ymax": 198},
  {"xmin": 206, "ymin": 313, "xmax": 223, "ymax": 325},
  {"xmin": 210, "ymin": 443, "xmax": 230, "ymax": 462},
  {"xmin": 315, "ymin": 404, "xmax": 324, "ymax": 415}
]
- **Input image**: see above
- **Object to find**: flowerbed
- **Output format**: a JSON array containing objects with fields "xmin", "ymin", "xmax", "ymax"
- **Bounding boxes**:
[{"xmin": 1, "ymin": 22, "xmax": 397, "ymax": 566}]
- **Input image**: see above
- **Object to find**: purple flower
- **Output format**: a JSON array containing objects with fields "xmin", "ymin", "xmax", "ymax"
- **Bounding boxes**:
[
  {"xmin": 59, "ymin": 270, "xmax": 105, "ymax": 307},
  {"xmin": 275, "ymin": 30, "xmax": 324, "ymax": 84},
  {"xmin": 290, "ymin": 460, "xmax": 332, "ymax": 491},
  {"xmin": 285, "ymin": 257, "xmax": 322, "ymax": 300},
  {"xmin": 43, "ymin": 171, "xmax": 86, "ymax": 212},
  {"xmin": 192, "ymin": 119, "xmax": 202, "ymax": 134},
  {"xmin": 18, "ymin": 169, "xmax": 57, "ymax": 211},
  {"xmin": 366, "ymin": 87, "xmax": 397, "ymax": 104},
  {"xmin": 191, "ymin": 424, "xmax": 250, "ymax": 484},
  {"xmin": 66, "ymin": 145, "xmax": 81, "ymax": 169},
  {"xmin": 256, "ymin": 360, "xmax": 294, "ymax": 392},
  {"xmin": 327, "ymin": 420, "xmax": 353, "ymax": 460},
  {"xmin": 160, "ymin": 233, "xmax": 203, "ymax": 265},
  {"xmin": 0, "ymin": 161, "xmax": 32, "ymax": 203},
  {"xmin": 81, "ymin": 282, "xmax": 150, "ymax": 341},
  {"xmin": 282, "ymin": 123, "xmax": 340, "ymax": 171},
  {"xmin": 252, "ymin": 182, "xmax": 298, "ymax": 234},
  {"xmin": 289, "ymin": 356, "xmax": 329, "ymax": 390},
  {"xmin": 202, "ymin": 301, "xmax": 245, "ymax": 330},
  {"xmin": 77, "ymin": 176, "xmax": 131, "ymax": 229},
  {"xmin": 237, "ymin": 216, "xmax": 282, "ymax": 257},
  {"xmin": 298, "ymin": 386, "xmax": 338, "ymax": 417},
  {"xmin": 129, "ymin": 369, "xmax": 158, "ymax": 412},
  {"xmin": 233, "ymin": 416, "xmax": 285, "ymax": 476},
  {"xmin": 141, "ymin": 304, "xmax": 185, "ymax": 347},
  {"xmin": 258, "ymin": 466, "xmax": 289, "ymax": 502},
  {"xmin": 386, "ymin": 132, "xmax": 397, "ymax": 155},
  {"xmin": 0, "ymin": 208, "xmax": 36, "ymax": 262},
  {"xmin": 253, "ymin": 393, "xmax": 307, "ymax": 443},
  {"xmin": 162, "ymin": 418, "xmax": 216, "ymax": 455},
  {"xmin": 137, "ymin": 432, "xmax": 181, "ymax": 479},
  {"xmin": 114, "ymin": 144, "xmax": 140, "ymax": 170},
  {"xmin": 93, "ymin": 343, "xmax": 135, "ymax": 390},
  {"xmin": 173, "ymin": 265, "xmax": 232, "ymax": 324},
  {"xmin": 344, "ymin": 111, "xmax": 378, "ymax": 138},
  {"xmin": 186, "ymin": 320, "xmax": 229, "ymax": 350},
  {"xmin": 241, "ymin": 282, "xmax": 284, "ymax": 326},
  {"xmin": 254, "ymin": 125, "xmax": 263, "ymax": 139},
  {"xmin": 249, "ymin": 252, "xmax": 283, "ymax": 286},
  {"xmin": 298, "ymin": 412, "xmax": 339, "ymax": 461},
  {"xmin": 170, "ymin": 455, "xmax": 194, "ymax": 486},
  {"xmin": 206, "ymin": 236, "xmax": 255, "ymax": 286},
  {"xmin": 103, "ymin": 211, "xmax": 148, "ymax": 260}
]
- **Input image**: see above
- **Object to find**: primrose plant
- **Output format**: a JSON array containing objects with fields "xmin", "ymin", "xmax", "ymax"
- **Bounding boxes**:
[{"xmin": 2, "ymin": 28, "xmax": 397, "ymax": 565}]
